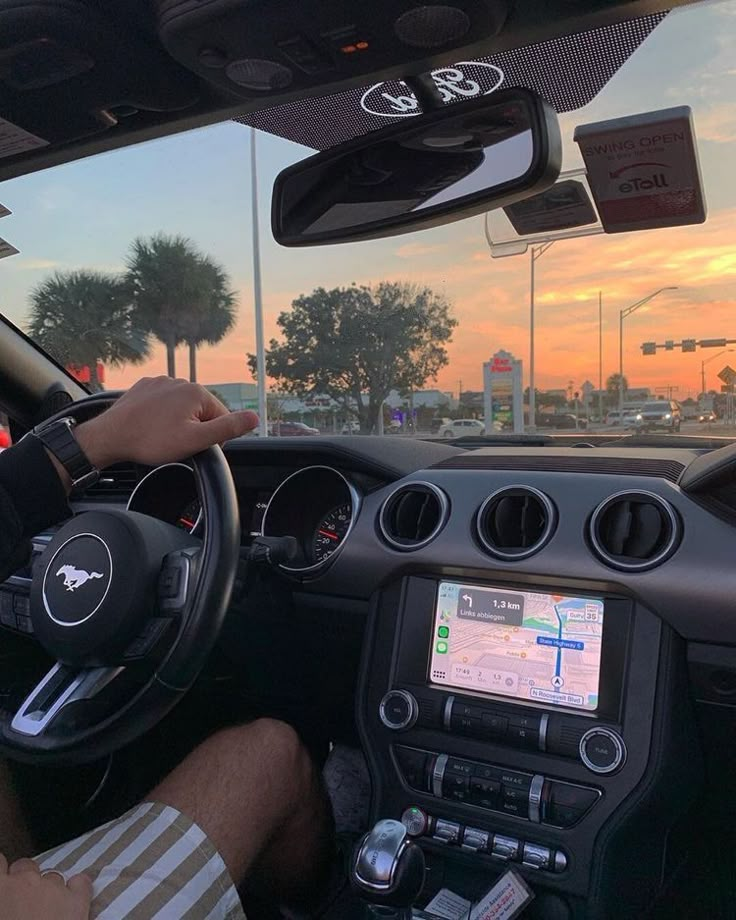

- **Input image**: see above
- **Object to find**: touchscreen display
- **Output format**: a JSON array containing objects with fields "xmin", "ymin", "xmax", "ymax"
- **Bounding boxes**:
[{"xmin": 429, "ymin": 582, "xmax": 604, "ymax": 711}]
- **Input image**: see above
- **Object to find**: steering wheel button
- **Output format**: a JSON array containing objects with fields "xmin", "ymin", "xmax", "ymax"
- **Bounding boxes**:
[
  {"xmin": 13, "ymin": 594, "xmax": 30, "ymax": 615},
  {"xmin": 15, "ymin": 616, "xmax": 33, "ymax": 634},
  {"xmin": 159, "ymin": 565, "xmax": 182, "ymax": 598}
]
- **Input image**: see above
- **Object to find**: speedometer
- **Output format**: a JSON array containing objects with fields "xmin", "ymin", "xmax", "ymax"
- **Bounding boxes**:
[{"xmin": 313, "ymin": 503, "xmax": 352, "ymax": 564}]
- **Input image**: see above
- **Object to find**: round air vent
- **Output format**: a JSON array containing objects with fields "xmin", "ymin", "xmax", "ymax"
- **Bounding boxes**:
[
  {"xmin": 589, "ymin": 491, "xmax": 681, "ymax": 571},
  {"xmin": 476, "ymin": 486, "xmax": 556, "ymax": 560},
  {"xmin": 379, "ymin": 482, "xmax": 449, "ymax": 550},
  {"xmin": 394, "ymin": 6, "xmax": 471, "ymax": 48}
]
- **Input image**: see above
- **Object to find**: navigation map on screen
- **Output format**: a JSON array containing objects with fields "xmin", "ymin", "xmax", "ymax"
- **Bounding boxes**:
[{"xmin": 429, "ymin": 582, "xmax": 604, "ymax": 711}]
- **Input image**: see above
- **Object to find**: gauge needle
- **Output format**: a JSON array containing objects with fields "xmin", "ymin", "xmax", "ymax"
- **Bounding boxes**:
[
  {"xmin": 179, "ymin": 517, "xmax": 196, "ymax": 529},
  {"xmin": 318, "ymin": 529, "xmax": 339, "ymax": 541}
]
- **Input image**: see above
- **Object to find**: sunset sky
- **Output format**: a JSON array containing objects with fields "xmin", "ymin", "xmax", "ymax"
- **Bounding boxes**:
[{"xmin": 0, "ymin": 0, "xmax": 734, "ymax": 403}]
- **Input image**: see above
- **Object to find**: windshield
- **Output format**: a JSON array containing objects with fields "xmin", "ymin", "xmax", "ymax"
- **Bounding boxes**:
[{"xmin": 1, "ymin": 0, "xmax": 734, "ymax": 440}]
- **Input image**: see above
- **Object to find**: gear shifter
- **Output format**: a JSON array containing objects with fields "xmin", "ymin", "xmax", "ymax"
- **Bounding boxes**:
[{"xmin": 351, "ymin": 819, "xmax": 426, "ymax": 918}]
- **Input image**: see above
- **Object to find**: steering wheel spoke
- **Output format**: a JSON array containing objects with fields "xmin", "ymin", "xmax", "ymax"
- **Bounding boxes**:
[{"xmin": 10, "ymin": 662, "xmax": 124, "ymax": 738}]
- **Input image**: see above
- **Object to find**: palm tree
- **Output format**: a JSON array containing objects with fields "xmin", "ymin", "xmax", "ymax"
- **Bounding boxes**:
[
  {"xmin": 27, "ymin": 270, "xmax": 149, "ymax": 392},
  {"xmin": 181, "ymin": 258, "xmax": 237, "ymax": 382},
  {"xmin": 606, "ymin": 373, "xmax": 629, "ymax": 408},
  {"xmin": 126, "ymin": 235, "xmax": 207, "ymax": 378}
]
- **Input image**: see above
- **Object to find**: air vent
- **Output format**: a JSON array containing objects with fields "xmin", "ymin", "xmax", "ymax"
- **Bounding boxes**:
[
  {"xmin": 82, "ymin": 463, "xmax": 142, "ymax": 499},
  {"xmin": 379, "ymin": 482, "xmax": 449, "ymax": 550},
  {"xmin": 476, "ymin": 486, "xmax": 556, "ymax": 560},
  {"xmin": 589, "ymin": 491, "xmax": 681, "ymax": 571}
]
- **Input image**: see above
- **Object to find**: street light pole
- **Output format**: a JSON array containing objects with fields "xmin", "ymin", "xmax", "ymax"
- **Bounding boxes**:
[
  {"xmin": 701, "ymin": 349, "xmax": 734, "ymax": 401},
  {"xmin": 618, "ymin": 287, "xmax": 679, "ymax": 417},
  {"xmin": 598, "ymin": 291, "xmax": 603, "ymax": 423},
  {"xmin": 250, "ymin": 127, "xmax": 268, "ymax": 437},
  {"xmin": 529, "ymin": 241, "xmax": 554, "ymax": 430}
]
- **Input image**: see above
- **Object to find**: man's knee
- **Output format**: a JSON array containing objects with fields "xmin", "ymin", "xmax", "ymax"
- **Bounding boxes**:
[{"xmin": 205, "ymin": 719, "xmax": 313, "ymax": 802}]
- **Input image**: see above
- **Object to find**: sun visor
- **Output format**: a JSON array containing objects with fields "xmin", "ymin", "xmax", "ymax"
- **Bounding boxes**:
[{"xmin": 235, "ymin": 13, "xmax": 668, "ymax": 151}]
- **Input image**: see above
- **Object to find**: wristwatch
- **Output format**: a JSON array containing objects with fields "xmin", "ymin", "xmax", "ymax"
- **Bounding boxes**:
[{"xmin": 31, "ymin": 416, "xmax": 100, "ymax": 492}]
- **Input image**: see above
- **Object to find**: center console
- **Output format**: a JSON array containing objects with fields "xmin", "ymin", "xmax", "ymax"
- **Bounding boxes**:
[{"xmin": 357, "ymin": 575, "xmax": 700, "ymax": 918}]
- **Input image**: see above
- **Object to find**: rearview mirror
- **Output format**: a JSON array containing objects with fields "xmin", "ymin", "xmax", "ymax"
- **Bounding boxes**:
[{"xmin": 272, "ymin": 87, "xmax": 561, "ymax": 246}]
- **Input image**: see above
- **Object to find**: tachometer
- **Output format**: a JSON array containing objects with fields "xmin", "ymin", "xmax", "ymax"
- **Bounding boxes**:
[
  {"xmin": 261, "ymin": 466, "xmax": 360, "ymax": 572},
  {"xmin": 313, "ymin": 503, "xmax": 352, "ymax": 564}
]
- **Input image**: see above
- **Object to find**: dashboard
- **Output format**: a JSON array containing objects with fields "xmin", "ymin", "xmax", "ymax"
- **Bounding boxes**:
[{"xmin": 7, "ymin": 433, "xmax": 736, "ymax": 918}]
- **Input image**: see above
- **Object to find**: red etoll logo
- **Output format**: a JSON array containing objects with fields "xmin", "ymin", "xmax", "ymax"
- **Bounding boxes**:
[{"xmin": 609, "ymin": 161, "xmax": 671, "ymax": 193}]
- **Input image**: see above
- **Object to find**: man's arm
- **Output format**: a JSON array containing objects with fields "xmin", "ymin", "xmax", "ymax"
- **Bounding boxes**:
[{"xmin": 0, "ymin": 377, "xmax": 258, "ymax": 583}]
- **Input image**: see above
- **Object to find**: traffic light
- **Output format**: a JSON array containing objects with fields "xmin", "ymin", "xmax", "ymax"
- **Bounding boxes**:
[
  {"xmin": 682, "ymin": 339, "xmax": 696, "ymax": 353},
  {"xmin": 665, "ymin": 340, "xmax": 674, "ymax": 351},
  {"xmin": 642, "ymin": 342, "xmax": 657, "ymax": 355}
]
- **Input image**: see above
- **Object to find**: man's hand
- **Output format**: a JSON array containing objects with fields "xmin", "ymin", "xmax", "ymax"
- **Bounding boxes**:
[
  {"xmin": 75, "ymin": 377, "xmax": 259, "ymax": 470},
  {"xmin": 0, "ymin": 855, "xmax": 91, "ymax": 920}
]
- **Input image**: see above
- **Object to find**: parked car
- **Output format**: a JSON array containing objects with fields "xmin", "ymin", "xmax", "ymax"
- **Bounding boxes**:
[
  {"xmin": 605, "ymin": 410, "xmax": 622, "ymax": 426},
  {"xmin": 439, "ymin": 419, "xmax": 485, "ymax": 438},
  {"xmin": 635, "ymin": 400, "xmax": 682, "ymax": 432},
  {"xmin": 341, "ymin": 420, "xmax": 360, "ymax": 434},
  {"xmin": 430, "ymin": 417, "xmax": 452, "ymax": 434},
  {"xmin": 270, "ymin": 421, "xmax": 319, "ymax": 436}
]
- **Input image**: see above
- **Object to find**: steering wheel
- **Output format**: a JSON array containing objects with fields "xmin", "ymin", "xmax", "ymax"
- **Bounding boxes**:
[{"xmin": 0, "ymin": 394, "xmax": 240, "ymax": 764}]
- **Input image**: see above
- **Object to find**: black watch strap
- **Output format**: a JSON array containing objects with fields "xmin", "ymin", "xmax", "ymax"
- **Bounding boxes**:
[{"xmin": 31, "ymin": 417, "xmax": 100, "ymax": 491}]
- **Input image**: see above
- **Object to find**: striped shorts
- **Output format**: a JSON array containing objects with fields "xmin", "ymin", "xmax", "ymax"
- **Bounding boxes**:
[{"xmin": 33, "ymin": 801, "xmax": 246, "ymax": 919}]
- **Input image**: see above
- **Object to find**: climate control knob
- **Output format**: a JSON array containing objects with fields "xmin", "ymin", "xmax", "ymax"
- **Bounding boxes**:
[
  {"xmin": 579, "ymin": 727, "xmax": 626, "ymax": 774},
  {"xmin": 379, "ymin": 689, "xmax": 419, "ymax": 731}
]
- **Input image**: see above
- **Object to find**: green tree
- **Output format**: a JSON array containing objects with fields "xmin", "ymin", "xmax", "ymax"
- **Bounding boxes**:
[
  {"xmin": 606, "ymin": 373, "xmax": 629, "ymax": 407},
  {"xmin": 126, "ymin": 234, "xmax": 236, "ymax": 380},
  {"xmin": 27, "ymin": 270, "xmax": 149, "ymax": 392},
  {"xmin": 251, "ymin": 282, "xmax": 457, "ymax": 433}
]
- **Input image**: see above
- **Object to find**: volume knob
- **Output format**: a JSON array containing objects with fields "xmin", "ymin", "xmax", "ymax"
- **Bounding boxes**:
[{"xmin": 379, "ymin": 689, "xmax": 419, "ymax": 731}]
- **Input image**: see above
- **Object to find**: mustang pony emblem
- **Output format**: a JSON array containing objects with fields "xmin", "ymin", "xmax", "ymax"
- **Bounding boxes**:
[{"xmin": 56, "ymin": 565, "xmax": 104, "ymax": 592}]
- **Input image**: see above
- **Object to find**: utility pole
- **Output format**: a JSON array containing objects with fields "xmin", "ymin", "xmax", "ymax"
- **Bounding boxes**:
[{"xmin": 529, "ymin": 242, "xmax": 554, "ymax": 430}]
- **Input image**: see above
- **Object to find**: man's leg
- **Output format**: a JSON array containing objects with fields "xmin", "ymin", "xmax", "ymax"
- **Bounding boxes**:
[
  {"xmin": 0, "ymin": 759, "xmax": 34, "ymax": 863},
  {"xmin": 147, "ymin": 718, "xmax": 335, "ymax": 910}
]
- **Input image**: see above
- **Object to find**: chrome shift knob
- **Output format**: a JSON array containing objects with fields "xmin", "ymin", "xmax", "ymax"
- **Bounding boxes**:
[{"xmin": 352, "ymin": 819, "xmax": 425, "ymax": 915}]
